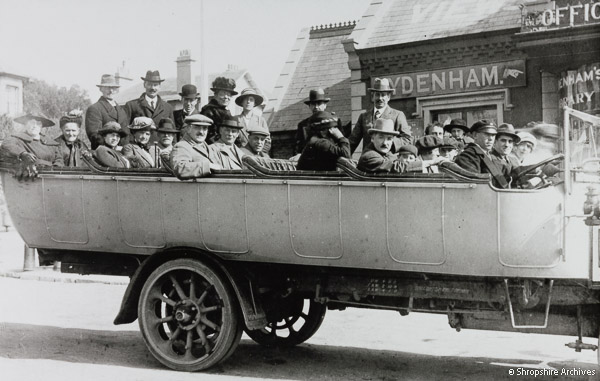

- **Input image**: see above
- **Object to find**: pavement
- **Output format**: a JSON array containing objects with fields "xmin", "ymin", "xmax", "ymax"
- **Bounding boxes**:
[{"xmin": 0, "ymin": 228, "xmax": 129, "ymax": 285}]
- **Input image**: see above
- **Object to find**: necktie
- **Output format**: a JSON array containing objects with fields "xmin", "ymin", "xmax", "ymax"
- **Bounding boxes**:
[
  {"xmin": 150, "ymin": 100, "xmax": 155, "ymax": 110},
  {"xmin": 375, "ymin": 110, "xmax": 381, "ymax": 119}
]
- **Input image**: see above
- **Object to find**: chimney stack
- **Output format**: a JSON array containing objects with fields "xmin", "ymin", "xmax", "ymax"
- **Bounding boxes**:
[
  {"xmin": 176, "ymin": 50, "xmax": 195, "ymax": 92},
  {"xmin": 115, "ymin": 61, "xmax": 132, "ymax": 85}
]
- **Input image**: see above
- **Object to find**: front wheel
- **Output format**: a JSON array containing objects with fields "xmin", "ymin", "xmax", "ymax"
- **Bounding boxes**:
[{"xmin": 138, "ymin": 258, "xmax": 242, "ymax": 372}]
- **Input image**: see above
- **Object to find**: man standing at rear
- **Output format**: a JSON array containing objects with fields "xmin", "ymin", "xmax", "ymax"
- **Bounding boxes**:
[
  {"xmin": 349, "ymin": 78, "xmax": 412, "ymax": 155},
  {"xmin": 85, "ymin": 74, "xmax": 130, "ymax": 149},
  {"xmin": 125, "ymin": 70, "xmax": 174, "ymax": 143},
  {"xmin": 173, "ymin": 84, "xmax": 200, "ymax": 133}
]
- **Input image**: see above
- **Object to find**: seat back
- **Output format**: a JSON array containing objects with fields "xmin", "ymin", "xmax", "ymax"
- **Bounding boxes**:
[{"xmin": 243, "ymin": 155, "xmax": 347, "ymax": 179}]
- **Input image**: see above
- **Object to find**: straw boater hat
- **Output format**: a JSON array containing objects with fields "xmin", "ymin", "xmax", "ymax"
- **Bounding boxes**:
[
  {"xmin": 211, "ymin": 77, "xmax": 238, "ymax": 95},
  {"xmin": 368, "ymin": 78, "xmax": 395, "ymax": 94},
  {"xmin": 140, "ymin": 70, "xmax": 165, "ymax": 83},
  {"xmin": 496, "ymin": 123, "xmax": 520, "ymax": 143},
  {"xmin": 14, "ymin": 114, "xmax": 54, "ymax": 128},
  {"xmin": 179, "ymin": 84, "xmax": 200, "ymax": 99},
  {"xmin": 157, "ymin": 118, "xmax": 179, "ymax": 134},
  {"xmin": 470, "ymin": 120, "xmax": 497, "ymax": 134},
  {"xmin": 184, "ymin": 114, "xmax": 213, "ymax": 126},
  {"xmin": 235, "ymin": 88, "xmax": 264, "ymax": 107},
  {"xmin": 98, "ymin": 121, "xmax": 127, "ymax": 137},
  {"xmin": 309, "ymin": 111, "xmax": 338, "ymax": 130},
  {"xmin": 96, "ymin": 74, "xmax": 120, "ymax": 88},
  {"xmin": 443, "ymin": 118, "xmax": 469, "ymax": 134},
  {"xmin": 129, "ymin": 117, "xmax": 156, "ymax": 133},
  {"xmin": 368, "ymin": 118, "xmax": 399, "ymax": 136},
  {"xmin": 303, "ymin": 88, "xmax": 330, "ymax": 105}
]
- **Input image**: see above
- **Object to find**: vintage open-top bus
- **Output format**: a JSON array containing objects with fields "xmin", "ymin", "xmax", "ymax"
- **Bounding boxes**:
[{"xmin": 0, "ymin": 107, "xmax": 599, "ymax": 371}]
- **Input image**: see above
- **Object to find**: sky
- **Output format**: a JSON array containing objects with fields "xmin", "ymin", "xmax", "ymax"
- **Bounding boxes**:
[{"xmin": 0, "ymin": 0, "xmax": 370, "ymax": 100}]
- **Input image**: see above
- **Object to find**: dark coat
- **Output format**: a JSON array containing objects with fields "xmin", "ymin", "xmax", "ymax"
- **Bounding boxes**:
[
  {"xmin": 349, "ymin": 107, "xmax": 411, "ymax": 154},
  {"xmin": 455, "ymin": 143, "xmax": 508, "ymax": 188},
  {"xmin": 357, "ymin": 143, "xmax": 422, "ymax": 173},
  {"xmin": 93, "ymin": 145, "xmax": 130, "ymax": 168},
  {"xmin": 200, "ymin": 99, "xmax": 232, "ymax": 144},
  {"xmin": 0, "ymin": 132, "xmax": 63, "ymax": 167},
  {"xmin": 124, "ymin": 93, "xmax": 174, "ymax": 143},
  {"xmin": 240, "ymin": 146, "xmax": 270, "ymax": 158},
  {"xmin": 85, "ymin": 97, "xmax": 130, "ymax": 149},
  {"xmin": 122, "ymin": 143, "xmax": 156, "ymax": 168},
  {"xmin": 491, "ymin": 149, "xmax": 521, "ymax": 186},
  {"xmin": 54, "ymin": 136, "xmax": 89, "ymax": 167},
  {"xmin": 173, "ymin": 109, "xmax": 200, "ymax": 132},
  {"xmin": 294, "ymin": 112, "xmax": 343, "ymax": 155},
  {"xmin": 297, "ymin": 135, "xmax": 350, "ymax": 171}
]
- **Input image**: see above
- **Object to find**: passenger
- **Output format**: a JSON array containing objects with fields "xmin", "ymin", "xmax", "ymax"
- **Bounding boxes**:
[
  {"xmin": 443, "ymin": 118, "xmax": 473, "ymax": 148},
  {"xmin": 511, "ymin": 132, "xmax": 537, "ymax": 165},
  {"xmin": 0, "ymin": 114, "xmax": 62, "ymax": 167},
  {"xmin": 173, "ymin": 84, "xmax": 200, "ymax": 133},
  {"xmin": 150, "ymin": 118, "xmax": 179, "ymax": 167},
  {"xmin": 170, "ymin": 114, "xmax": 221, "ymax": 179},
  {"xmin": 358, "ymin": 119, "xmax": 443, "ymax": 173},
  {"xmin": 209, "ymin": 118, "xmax": 246, "ymax": 170},
  {"xmin": 240, "ymin": 125, "xmax": 270, "ymax": 158},
  {"xmin": 455, "ymin": 120, "xmax": 509, "ymax": 188},
  {"xmin": 416, "ymin": 136, "xmax": 443, "ymax": 173},
  {"xmin": 528, "ymin": 122, "xmax": 560, "ymax": 164},
  {"xmin": 234, "ymin": 88, "xmax": 271, "ymax": 154},
  {"xmin": 424, "ymin": 122, "xmax": 444, "ymax": 139},
  {"xmin": 122, "ymin": 117, "xmax": 157, "ymax": 168},
  {"xmin": 397, "ymin": 144, "xmax": 418, "ymax": 164},
  {"xmin": 93, "ymin": 121, "xmax": 130, "ymax": 168},
  {"xmin": 200, "ymin": 76, "xmax": 237, "ymax": 144},
  {"xmin": 439, "ymin": 137, "xmax": 459, "ymax": 161},
  {"xmin": 85, "ymin": 74, "xmax": 130, "ymax": 149},
  {"xmin": 349, "ymin": 78, "xmax": 411, "ymax": 154},
  {"xmin": 56, "ymin": 110, "xmax": 90, "ymax": 167},
  {"xmin": 490, "ymin": 123, "xmax": 522, "ymax": 185},
  {"xmin": 297, "ymin": 111, "xmax": 350, "ymax": 171},
  {"xmin": 124, "ymin": 70, "xmax": 174, "ymax": 143},
  {"xmin": 294, "ymin": 88, "xmax": 342, "ymax": 155}
]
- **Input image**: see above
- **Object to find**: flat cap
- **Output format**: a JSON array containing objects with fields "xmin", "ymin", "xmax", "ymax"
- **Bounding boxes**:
[
  {"xmin": 185, "ymin": 114, "xmax": 213, "ymax": 126},
  {"xmin": 397, "ymin": 144, "xmax": 418, "ymax": 156},
  {"xmin": 416, "ymin": 135, "xmax": 443, "ymax": 149},
  {"xmin": 440, "ymin": 137, "xmax": 459, "ymax": 150}
]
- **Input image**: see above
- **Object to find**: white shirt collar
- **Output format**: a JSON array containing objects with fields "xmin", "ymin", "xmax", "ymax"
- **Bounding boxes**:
[
  {"xmin": 145, "ymin": 95, "xmax": 157, "ymax": 106},
  {"xmin": 374, "ymin": 106, "xmax": 387, "ymax": 117}
]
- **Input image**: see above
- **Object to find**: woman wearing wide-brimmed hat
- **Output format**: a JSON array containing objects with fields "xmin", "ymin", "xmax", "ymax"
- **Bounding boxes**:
[
  {"xmin": 200, "ymin": 76, "xmax": 237, "ymax": 144},
  {"xmin": 55, "ymin": 109, "xmax": 90, "ymax": 167},
  {"xmin": 122, "ymin": 117, "xmax": 158, "ymax": 168},
  {"xmin": 233, "ymin": 88, "xmax": 271, "ymax": 155},
  {"xmin": 93, "ymin": 121, "xmax": 130, "ymax": 168}
]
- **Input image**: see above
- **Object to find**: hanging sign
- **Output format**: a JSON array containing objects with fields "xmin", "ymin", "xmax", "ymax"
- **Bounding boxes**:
[
  {"xmin": 558, "ymin": 62, "xmax": 600, "ymax": 112},
  {"xmin": 522, "ymin": 0, "xmax": 600, "ymax": 32}
]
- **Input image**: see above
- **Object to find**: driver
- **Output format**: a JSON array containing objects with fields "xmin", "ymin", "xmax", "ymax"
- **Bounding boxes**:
[{"xmin": 490, "ymin": 123, "xmax": 521, "ymax": 185}]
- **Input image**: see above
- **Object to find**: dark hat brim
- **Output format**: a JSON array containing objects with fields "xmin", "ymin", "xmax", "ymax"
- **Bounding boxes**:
[
  {"xmin": 14, "ymin": 114, "xmax": 55, "ymax": 128},
  {"xmin": 367, "ymin": 88, "xmax": 395, "ymax": 94},
  {"xmin": 235, "ymin": 93, "xmax": 264, "ymax": 107},
  {"xmin": 444, "ymin": 124, "xmax": 470, "ymax": 133},
  {"xmin": 98, "ymin": 129, "xmax": 128, "ymax": 137},
  {"xmin": 179, "ymin": 93, "xmax": 200, "ymax": 99},
  {"xmin": 211, "ymin": 87, "xmax": 238, "ymax": 96},
  {"xmin": 157, "ymin": 128, "xmax": 180, "ymax": 134},
  {"xmin": 141, "ymin": 77, "xmax": 165, "ymax": 83},
  {"xmin": 367, "ymin": 128, "xmax": 399, "ymax": 136},
  {"xmin": 496, "ymin": 131, "xmax": 521, "ymax": 143},
  {"xmin": 472, "ymin": 127, "xmax": 497, "ymax": 135},
  {"xmin": 304, "ymin": 98, "xmax": 330, "ymax": 105}
]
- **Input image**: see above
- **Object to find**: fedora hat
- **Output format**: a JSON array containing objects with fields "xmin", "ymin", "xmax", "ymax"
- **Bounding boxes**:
[
  {"xmin": 185, "ymin": 114, "xmax": 213, "ymax": 126},
  {"xmin": 211, "ymin": 77, "xmax": 238, "ymax": 95},
  {"xmin": 141, "ymin": 70, "xmax": 165, "ymax": 83},
  {"xmin": 496, "ymin": 123, "xmax": 520, "ymax": 143},
  {"xmin": 219, "ymin": 118, "xmax": 243, "ymax": 129},
  {"xmin": 368, "ymin": 78, "xmax": 395, "ymax": 94},
  {"xmin": 96, "ymin": 74, "xmax": 120, "ymax": 88},
  {"xmin": 303, "ymin": 88, "xmax": 330, "ymax": 105},
  {"xmin": 443, "ymin": 118, "xmax": 469, "ymax": 134},
  {"xmin": 368, "ymin": 118, "xmax": 399, "ymax": 136},
  {"xmin": 179, "ymin": 84, "xmax": 200, "ymax": 99},
  {"xmin": 14, "ymin": 113, "xmax": 54, "ymax": 128},
  {"xmin": 235, "ymin": 88, "xmax": 264, "ymax": 107},
  {"xmin": 470, "ymin": 120, "xmax": 497, "ymax": 134},
  {"xmin": 309, "ymin": 111, "xmax": 338, "ymax": 130},
  {"xmin": 129, "ymin": 116, "xmax": 156, "ymax": 132},
  {"xmin": 98, "ymin": 121, "xmax": 127, "ymax": 137},
  {"xmin": 157, "ymin": 118, "xmax": 179, "ymax": 134}
]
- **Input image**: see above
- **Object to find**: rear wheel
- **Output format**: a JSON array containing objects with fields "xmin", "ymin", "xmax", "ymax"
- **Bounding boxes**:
[
  {"xmin": 138, "ymin": 258, "xmax": 242, "ymax": 371},
  {"xmin": 245, "ymin": 296, "xmax": 326, "ymax": 347}
]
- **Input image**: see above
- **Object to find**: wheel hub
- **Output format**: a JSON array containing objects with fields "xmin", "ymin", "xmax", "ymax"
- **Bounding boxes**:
[{"xmin": 174, "ymin": 299, "xmax": 201, "ymax": 330}]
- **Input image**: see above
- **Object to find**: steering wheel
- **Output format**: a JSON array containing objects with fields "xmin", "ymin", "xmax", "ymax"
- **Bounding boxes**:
[{"xmin": 513, "ymin": 154, "xmax": 565, "ymax": 189}]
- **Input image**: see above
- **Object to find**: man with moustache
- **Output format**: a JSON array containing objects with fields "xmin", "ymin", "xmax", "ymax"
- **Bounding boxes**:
[
  {"xmin": 85, "ymin": 74, "xmax": 130, "ymax": 149},
  {"xmin": 455, "ymin": 120, "xmax": 509, "ymax": 188},
  {"xmin": 173, "ymin": 84, "xmax": 200, "ymax": 133},
  {"xmin": 150, "ymin": 118, "xmax": 179, "ymax": 167},
  {"xmin": 170, "ymin": 114, "xmax": 222, "ymax": 179},
  {"xmin": 200, "ymin": 77, "xmax": 237, "ymax": 144},
  {"xmin": 125, "ymin": 70, "xmax": 174, "ymax": 143}
]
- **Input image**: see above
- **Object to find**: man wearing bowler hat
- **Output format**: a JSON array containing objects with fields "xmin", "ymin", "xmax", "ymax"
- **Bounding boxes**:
[
  {"xmin": 85, "ymin": 74, "xmax": 130, "ymax": 149},
  {"xmin": 124, "ymin": 70, "xmax": 174, "ymax": 143},
  {"xmin": 170, "ymin": 114, "xmax": 221, "ymax": 179},
  {"xmin": 173, "ymin": 84, "xmax": 200, "ymax": 132},
  {"xmin": 349, "ymin": 78, "xmax": 412, "ymax": 156},
  {"xmin": 294, "ymin": 88, "xmax": 343, "ymax": 155},
  {"xmin": 150, "ymin": 118, "xmax": 179, "ymax": 167},
  {"xmin": 200, "ymin": 76, "xmax": 237, "ymax": 144},
  {"xmin": 455, "ymin": 120, "xmax": 509, "ymax": 188}
]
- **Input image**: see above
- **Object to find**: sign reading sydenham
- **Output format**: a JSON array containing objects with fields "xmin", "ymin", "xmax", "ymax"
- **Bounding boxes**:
[{"xmin": 384, "ymin": 60, "xmax": 526, "ymax": 99}]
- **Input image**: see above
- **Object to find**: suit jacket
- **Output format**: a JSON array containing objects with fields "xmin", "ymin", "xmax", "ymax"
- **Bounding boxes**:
[
  {"xmin": 0, "ymin": 132, "xmax": 63, "ymax": 167},
  {"xmin": 209, "ymin": 142, "xmax": 245, "ymax": 170},
  {"xmin": 240, "ymin": 146, "xmax": 269, "ymax": 158},
  {"xmin": 125, "ymin": 93, "xmax": 174, "ymax": 143},
  {"xmin": 357, "ymin": 143, "xmax": 422, "ymax": 173},
  {"xmin": 122, "ymin": 143, "xmax": 156, "ymax": 168},
  {"xmin": 294, "ymin": 112, "xmax": 343, "ymax": 155},
  {"xmin": 233, "ymin": 113, "xmax": 272, "ymax": 154},
  {"xmin": 349, "ymin": 107, "xmax": 411, "ymax": 154},
  {"xmin": 93, "ymin": 145, "xmax": 130, "ymax": 168},
  {"xmin": 200, "ymin": 99, "xmax": 232, "ymax": 144},
  {"xmin": 54, "ymin": 136, "xmax": 89, "ymax": 167},
  {"xmin": 173, "ymin": 109, "xmax": 200, "ymax": 132},
  {"xmin": 297, "ymin": 135, "xmax": 350, "ymax": 171},
  {"xmin": 455, "ymin": 143, "xmax": 508, "ymax": 188},
  {"xmin": 170, "ymin": 136, "xmax": 217, "ymax": 179},
  {"xmin": 85, "ymin": 97, "xmax": 130, "ymax": 149}
]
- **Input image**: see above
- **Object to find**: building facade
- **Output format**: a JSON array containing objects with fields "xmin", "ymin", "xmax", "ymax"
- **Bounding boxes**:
[{"xmin": 0, "ymin": 69, "xmax": 28, "ymax": 117}]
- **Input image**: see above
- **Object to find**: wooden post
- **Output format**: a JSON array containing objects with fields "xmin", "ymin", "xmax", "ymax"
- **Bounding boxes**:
[{"xmin": 23, "ymin": 244, "xmax": 36, "ymax": 271}]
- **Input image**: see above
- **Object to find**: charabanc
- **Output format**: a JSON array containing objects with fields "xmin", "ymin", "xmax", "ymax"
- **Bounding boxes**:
[{"xmin": 0, "ymin": 107, "xmax": 599, "ymax": 371}]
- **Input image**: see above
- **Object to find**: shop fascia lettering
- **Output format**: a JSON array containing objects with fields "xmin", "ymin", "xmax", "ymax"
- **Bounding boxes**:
[
  {"xmin": 536, "ymin": 1, "xmax": 600, "ymax": 27},
  {"xmin": 558, "ymin": 64, "xmax": 600, "ymax": 108}
]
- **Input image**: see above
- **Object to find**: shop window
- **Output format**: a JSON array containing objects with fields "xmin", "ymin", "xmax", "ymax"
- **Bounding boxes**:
[{"xmin": 432, "ymin": 105, "xmax": 499, "ymax": 126}]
